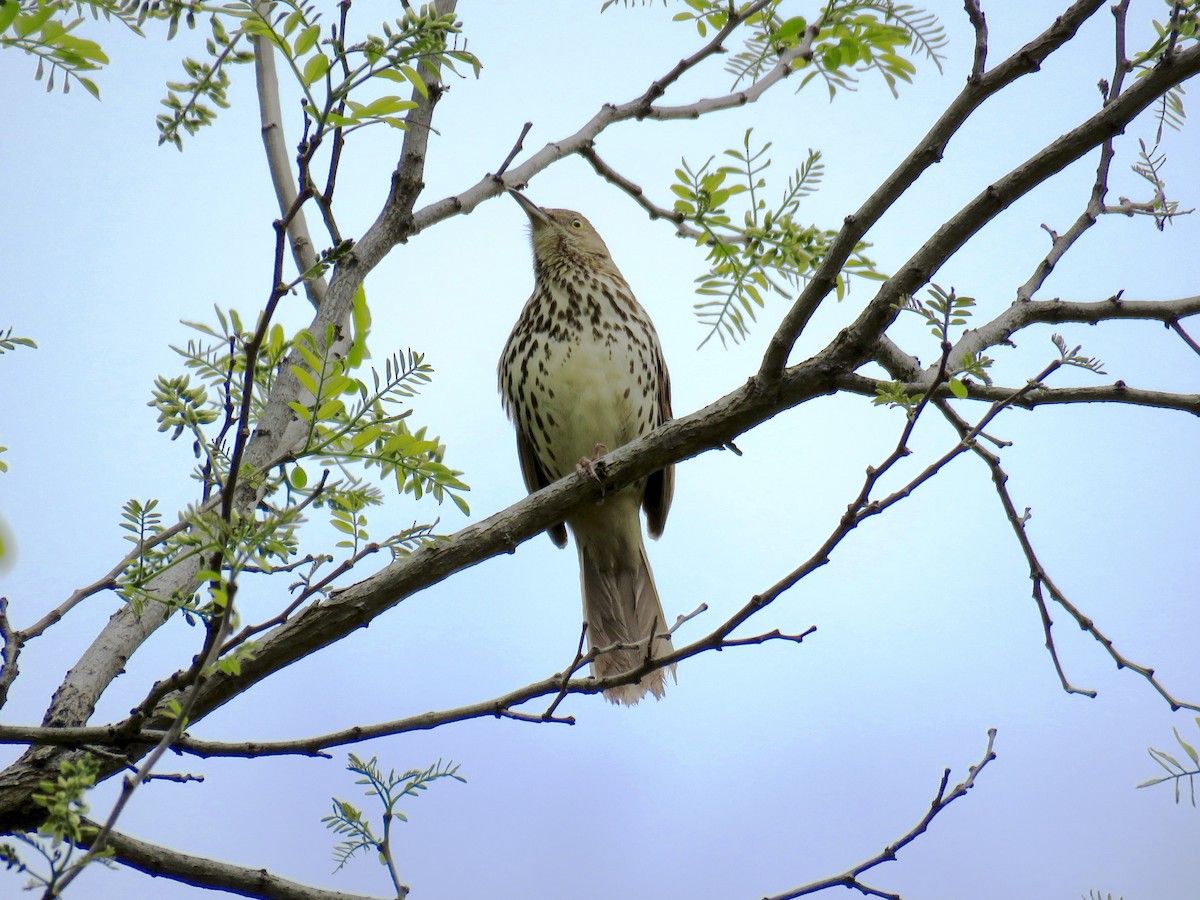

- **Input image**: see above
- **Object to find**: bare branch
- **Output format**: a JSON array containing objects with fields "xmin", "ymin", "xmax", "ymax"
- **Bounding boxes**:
[
  {"xmin": 252, "ymin": 19, "xmax": 327, "ymax": 311},
  {"xmin": 1171, "ymin": 320, "xmax": 1200, "ymax": 357},
  {"xmin": 80, "ymin": 821, "xmax": 387, "ymax": 900},
  {"xmin": 839, "ymin": 371, "xmax": 1200, "ymax": 416},
  {"xmin": 984, "ymin": 451, "xmax": 1200, "ymax": 713},
  {"xmin": 1014, "ymin": 0, "xmax": 1131, "ymax": 303},
  {"xmin": 946, "ymin": 295, "xmax": 1200, "ymax": 376},
  {"xmin": 764, "ymin": 729, "xmax": 999, "ymax": 900},
  {"xmin": 492, "ymin": 120, "xmax": 532, "ymax": 179},
  {"xmin": 0, "ymin": 597, "xmax": 18, "ymax": 709},
  {"xmin": 909, "ymin": 385, "xmax": 1199, "ymax": 710},
  {"xmin": 410, "ymin": 0, "xmax": 798, "ymax": 235},
  {"xmin": 578, "ymin": 144, "xmax": 699, "ymax": 237},
  {"xmin": 964, "ymin": 0, "xmax": 988, "ymax": 79}
]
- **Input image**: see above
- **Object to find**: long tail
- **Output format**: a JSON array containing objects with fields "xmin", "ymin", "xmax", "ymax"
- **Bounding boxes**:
[{"xmin": 576, "ymin": 530, "xmax": 675, "ymax": 705}]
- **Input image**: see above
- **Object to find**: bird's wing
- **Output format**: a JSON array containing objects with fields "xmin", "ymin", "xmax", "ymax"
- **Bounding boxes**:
[
  {"xmin": 514, "ymin": 426, "xmax": 569, "ymax": 548},
  {"xmin": 643, "ymin": 349, "xmax": 674, "ymax": 539}
]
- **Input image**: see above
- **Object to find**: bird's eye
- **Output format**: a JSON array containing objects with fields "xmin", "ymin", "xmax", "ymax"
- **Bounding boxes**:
[{"xmin": 571, "ymin": 219, "xmax": 583, "ymax": 229}]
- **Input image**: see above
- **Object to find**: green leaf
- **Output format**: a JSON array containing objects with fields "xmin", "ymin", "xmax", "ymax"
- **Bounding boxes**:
[
  {"xmin": 291, "ymin": 365, "xmax": 319, "ymax": 396},
  {"xmin": 0, "ymin": 1, "xmax": 21, "ymax": 33},
  {"xmin": 290, "ymin": 466, "xmax": 308, "ymax": 489},
  {"xmin": 948, "ymin": 378, "xmax": 968, "ymax": 399},
  {"xmin": 399, "ymin": 64, "xmax": 427, "ymax": 99},
  {"xmin": 348, "ymin": 284, "xmax": 371, "ymax": 368},
  {"xmin": 303, "ymin": 53, "xmax": 331, "ymax": 86},
  {"xmin": 294, "ymin": 24, "xmax": 321, "ymax": 56},
  {"xmin": 776, "ymin": 16, "xmax": 807, "ymax": 44},
  {"xmin": 14, "ymin": 4, "xmax": 56, "ymax": 38},
  {"xmin": 289, "ymin": 400, "xmax": 314, "ymax": 421},
  {"xmin": 356, "ymin": 95, "xmax": 418, "ymax": 117},
  {"xmin": 1176, "ymin": 728, "xmax": 1200, "ymax": 765},
  {"xmin": 317, "ymin": 399, "xmax": 345, "ymax": 421}
]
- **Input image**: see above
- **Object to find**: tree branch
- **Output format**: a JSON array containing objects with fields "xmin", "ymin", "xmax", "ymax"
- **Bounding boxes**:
[
  {"xmin": 764, "ymin": 729, "xmax": 999, "ymax": 900},
  {"xmin": 252, "ymin": 17, "xmax": 327, "ymax": 311},
  {"xmin": 1014, "ymin": 0, "xmax": 1131, "ymax": 304},
  {"xmin": 820, "ymin": 39, "xmax": 1200, "ymax": 390},
  {"xmin": 0, "ymin": 0, "xmax": 461, "ymax": 834},
  {"xmin": 407, "ymin": 0, "xmax": 801, "ymax": 237},
  {"xmin": 79, "ymin": 820, "xmax": 386, "ymax": 900},
  {"xmin": 758, "ymin": 0, "xmax": 1113, "ymax": 377},
  {"xmin": 838, "ymin": 371, "xmax": 1200, "ymax": 416}
]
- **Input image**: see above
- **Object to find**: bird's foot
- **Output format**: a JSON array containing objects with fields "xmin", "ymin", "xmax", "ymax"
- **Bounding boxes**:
[{"xmin": 576, "ymin": 443, "xmax": 609, "ymax": 482}]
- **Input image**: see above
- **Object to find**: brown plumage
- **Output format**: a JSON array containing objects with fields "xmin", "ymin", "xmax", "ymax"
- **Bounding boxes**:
[{"xmin": 498, "ymin": 190, "xmax": 675, "ymax": 705}]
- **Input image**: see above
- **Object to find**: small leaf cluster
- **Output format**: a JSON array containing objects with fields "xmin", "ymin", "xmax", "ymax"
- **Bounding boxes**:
[
  {"xmin": 116, "ymin": 498, "xmax": 174, "ymax": 608},
  {"xmin": 1129, "ymin": 138, "xmax": 1185, "ymax": 231},
  {"xmin": 287, "ymin": 327, "xmax": 469, "ymax": 514},
  {"xmin": 0, "ymin": 328, "xmax": 37, "ymax": 474},
  {"xmin": 673, "ymin": 129, "xmax": 883, "ymax": 347},
  {"xmin": 136, "ymin": 305, "xmax": 466, "ymax": 615},
  {"xmin": 1128, "ymin": 1, "xmax": 1194, "ymax": 169},
  {"xmin": 725, "ymin": 0, "xmax": 945, "ymax": 97},
  {"xmin": 1138, "ymin": 717, "xmax": 1200, "ymax": 805},
  {"xmin": 875, "ymin": 285, "xmax": 995, "ymax": 411},
  {"xmin": 31, "ymin": 754, "xmax": 103, "ymax": 845},
  {"xmin": 2, "ymin": 754, "xmax": 115, "ymax": 894},
  {"xmin": 157, "ymin": 10, "xmax": 254, "ymax": 148},
  {"xmin": 0, "ymin": 327, "xmax": 37, "ymax": 354},
  {"xmin": 1133, "ymin": 0, "xmax": 1199, "ymax": 70},
  {"xmin": 149, "ymin": 373, "xmax": 221, "ymax": 441},
  {"xmin": 0, "ymin": 0, "xmax": 112, "ymax": 96},
  {"xmin": 0, "ymin": 758, "xmax": 117, "ymax": 897},
  {"xmin": 903, "ymin": 284, "xmax": 976, "ymax": 343},
  {"xmin": 1050, "ymin": 333, "xmax": 1106, "ymax": 375},
  {"xmin": 668, "ymin": 0, "xmax": 736, "ymax": 37},
  {"xmin": 160, "ymin": 0, "xmax": 480, "ymax": 147},
  {"xmin": 323, "ymin": 754, "xmax": 465, "ymax": 874},
  {"xmin": 871, "ymin": 346, "xmax": 993, "ymax": 413}
]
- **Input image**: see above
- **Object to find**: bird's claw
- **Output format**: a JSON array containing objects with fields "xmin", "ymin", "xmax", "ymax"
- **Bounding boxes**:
[{"xmin": 576, "ymin": 443, "xmax": 609, "ymax": 482}]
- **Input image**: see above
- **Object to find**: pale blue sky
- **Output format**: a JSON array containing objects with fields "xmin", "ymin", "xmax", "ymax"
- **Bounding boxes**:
[{"xmin": 2, "ymin": 1, "xmax": 1199, "ymax": 898}]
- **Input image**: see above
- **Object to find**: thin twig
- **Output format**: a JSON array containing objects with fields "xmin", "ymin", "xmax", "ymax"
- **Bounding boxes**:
[
  {"xmin": 493, "ymin": 121, "xmax": 532, "ymax": 179},
  {"xmin": 764, "ymin": 729, "xmax": 999, "ymax": 900},
  {"xmin": 0, "ymin": 597, "xmax": 19, "ymax": 708},
  {"xmin": 578, "ymin": 144, "xmax": 696, "ymax": 236},
  {"xmin": 542, "ymin": 624, "xmax": 590, "ymax": 720},
  {"xmin": 963, "ymin": 0, "xmax": 988, "ymax": 79},
  {"xmin": 670, "ymin": 602, "xmax": 709, "ymax": 635},
  {"xmin": 1170, "ymin": 319, "xmax": 1200, "ymax": 357},
  {"xmin": 17, "ymin": 503, "xmax": 215, "ymax": 644}
]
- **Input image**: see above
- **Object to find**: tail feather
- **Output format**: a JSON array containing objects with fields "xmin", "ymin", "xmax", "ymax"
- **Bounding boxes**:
[{"xmin": 577, "ymin": 535, "xmax": 675, "ymax": 705}]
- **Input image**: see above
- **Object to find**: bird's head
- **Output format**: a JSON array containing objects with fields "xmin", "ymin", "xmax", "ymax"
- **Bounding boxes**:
[{"xmin": 507, "ymin": 189, "xmax": 614, "ymax": 266}]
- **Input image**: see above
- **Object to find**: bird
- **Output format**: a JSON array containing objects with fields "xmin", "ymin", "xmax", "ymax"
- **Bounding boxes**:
[{"xmin": 498, "ymin": 189, "xmax": 676, "ymax": 705}]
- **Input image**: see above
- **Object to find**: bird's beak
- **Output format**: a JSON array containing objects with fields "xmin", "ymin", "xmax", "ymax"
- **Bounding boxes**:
[{"xmin": 507, "ymin": 188, "xmax": 552, "ymax": 227}]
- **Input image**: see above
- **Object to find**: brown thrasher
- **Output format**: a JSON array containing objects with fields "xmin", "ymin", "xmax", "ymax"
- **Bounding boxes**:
[{"xmin": 498, "ymin": 189, "xmax": 675, "ymax": 705}]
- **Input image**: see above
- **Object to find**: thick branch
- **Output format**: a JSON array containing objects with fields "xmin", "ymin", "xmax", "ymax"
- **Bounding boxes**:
[
  {"xmin": 758, "ymin": 0, "xmax": 1113, "ymax": 376},
  {"xmin": 81, "ymin": 821, "xmax": 385, "ymax": 900},
  {"xmin": 253, "ymin": 23, "xmax": 326, "ymax": 310},
  {"xmin": 823, "ymin": 41, "xmax": 1200, "ymax": 380},
  {"xmin": 946, "ymin": 295, "xmax": 1200, "ymax": 378}
]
